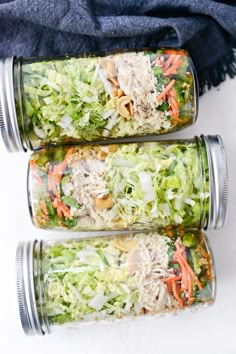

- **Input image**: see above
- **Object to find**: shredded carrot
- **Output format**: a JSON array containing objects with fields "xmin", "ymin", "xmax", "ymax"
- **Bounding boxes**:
[
  {"xmin": 168, "ymin": 97, "xmax": 179, "ymax": 119},
  {"xmin": 49, "ymin": 147, "xmax": 75, "ymax": 187},
  {"xmin": 180, "ymin": 264, "xmax": 188, "ymax": 291},
  {"xmin": 172, "ymin": 116, "xmax": 185, "ymax": 124},
  {"xmin": 163, "ymin": 54, "xmax": 179, "ymax": 71},
  {"xmin": 57, "ymin": 207, "xmax": 63, "ymax": 219},
  {"xmin": 52, "ymin": 197, "xmax": 59, "ymax": 208},
  {"xmin": 40, "ymin": 212, "xmax": 49, "ymax": 220},
  {"xmin": 162, "ymin": 276, "xmax": 181, "ymax": 293},
  {"xmin": 157, "ymin": 79, "xmax": 176, "ymax": 101},
  {"xmin": 40, "ymin": 200, "xmax": 48, "ymax": 215},
  {"xmin": 168, "ymin": 88, "xmax": 177, "ymax": 98},
  {"xmin": 53, "ymin": 197, "xmax": 72, "ymax": 220},
  {"xmin": 59, "ymin": 201, "xmax": 73, "ymax": 220},
  {"xmin": 30, "ymin": 160, "xmax": 44, "ymax": 186},
  {"xmin": 163, "ymin": 59, "xmax": 183, "ymax": 76},
  {"xmin": 34, "ymin": 215, "xmax": 46, "ymax": 226},
  {"xmin": 163, "ymin": 49, "xmax": 187, "ymax": 56},
  {"xmin": 57, "ymin": 147, "xmax": 74, "ymax": 181},
  {"xmin": 175, "ymin": 251, "xmax": 203, "ymax": 291},
  {"xmin": 172, "ymin": 281, "xmax": 184, "ymax": 308}
]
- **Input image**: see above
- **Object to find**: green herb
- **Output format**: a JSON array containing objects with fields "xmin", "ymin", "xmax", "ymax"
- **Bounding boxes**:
[{"xmin": 61, "ymin": 196, "xmax": 81, "ymax": 209}]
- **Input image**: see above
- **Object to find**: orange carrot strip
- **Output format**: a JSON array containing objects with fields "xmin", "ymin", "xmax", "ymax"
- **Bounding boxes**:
[
  {"xmin": 52, "ymin": 197, "xmax": 60, "ymax": 208},
  {"xmin": 40, "ymin": 212, "xmax": 49, "ymax": 220},
  {"xmin": 175, "ymin": 252, "xmax": 203, "ymax": 290},
  {"xmin": 157, "ymin": 79, "xmax": 176, "ymax": 101},
  {"xmin": 187, "ymin": 271, "xmax": 193, "ymax": 299},
  {"xmin": 165, "ymin": 55, "xmax": 181, "ymax": 72},
  {"xmin": 168, "ymin": 97, "xmax": 179, "ymax": 119},
  {"xmin": 40, "ymin": 200, "xmax": 48, "ymax": 215},
  {"xmin": 172, "ymin": 281, "xmax": 184, "ymax": 308},
  {"xmin": 163, "ymin": 54, "xmax": 179, "ymax": 71},
  {"xmin": 56, "ymin": 147, "xmax": 74, "ymax": 183},
  {"xmin": 57, "ymin": 208, "xmax": 63, "ymax": 219},
  {"xmin": 163, "ymin": 49, "xmax": 187, "ymax": 56},
  {"xmin": 34, "ymin": 215, "xmax": 46, "ymax": 226},
  {"xmin": 181, "ymin": 265, "xmax": 188, "ymax": 291},
  {"xmin": 168, "ymin": 88, "xmax": 177, "ymax": 98},
  {"xmin": 53, "ymin": 197, "xmax": 73, "ymax": 220},
  {"xmin": 164, "ymin": 59, "xmax": 183, "ymax": 76},
  {"xmin": 172, "ymin": 116, "xmax": 185, "ymax": 124},
  {"xmin": 59, "ymin": 201, "xmax": 73, "ymax": 220},
  {"xmin": 30, "ymin": 160, "xmax": 44, "ymax": 186}
]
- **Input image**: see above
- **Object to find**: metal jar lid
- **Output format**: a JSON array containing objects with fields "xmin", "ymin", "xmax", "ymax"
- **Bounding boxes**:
[
  {"xmin": 16, "ymin": 240, "xmax": 45, "ymax": 336},
  {"xmin": 0, "ymin": 57, "xmax": 25, "ymax": 152},
  {"xmin": 202, "ymin": 135, "xmax": 228, "ymax": 229}
]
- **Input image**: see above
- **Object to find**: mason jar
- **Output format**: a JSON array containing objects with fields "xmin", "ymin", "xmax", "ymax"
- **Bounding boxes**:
[
  {"xmin": 27, "ymin": 135, "xmax": 227, "ymax": 231},
  {"xmin": 0, "ymin": 48, "xmax": 198, "ymax": 152},
  {"xmin": 16, "ymin": 229, "xmax": 215, "ymax": 336}
]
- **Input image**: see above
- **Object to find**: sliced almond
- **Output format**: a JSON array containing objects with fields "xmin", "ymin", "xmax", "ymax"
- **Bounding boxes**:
[
  {"xmin": 94, "ymin": 195, "xmax": 113, "ymax": 210},
  {"xmin": 113, "ymin": 238, "xmax": 137, "ymax": 252},
  {"xmin": 116, "ymin": 96, "xmax": 132, "ymax": 119}
]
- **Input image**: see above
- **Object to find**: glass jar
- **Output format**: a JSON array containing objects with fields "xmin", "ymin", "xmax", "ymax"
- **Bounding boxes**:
[
  {"xmin": 16, "ymin": 229, "xmax": 215, "ymax": 336},
  {"xmin": 27, "ymin": 135, "xmax": 227, "ymax": 231},
  {"xmin": 0, "ymin": 48, "xmax": 198, "ymax": 152}
]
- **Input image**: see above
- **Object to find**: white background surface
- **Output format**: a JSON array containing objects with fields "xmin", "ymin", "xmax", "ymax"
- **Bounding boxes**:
[{"xmin": 0, "ymin": 77, "xmax": 236, "ymax": 354}]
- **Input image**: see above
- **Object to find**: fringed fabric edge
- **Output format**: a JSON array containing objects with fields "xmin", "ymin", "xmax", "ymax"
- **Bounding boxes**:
[{"xmin": 198, "ymin": 48, "xmax": 236, "ymax": 96}]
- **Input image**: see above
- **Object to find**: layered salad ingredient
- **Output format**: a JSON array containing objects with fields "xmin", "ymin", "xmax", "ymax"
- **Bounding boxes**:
[
  {"xmin": 41, "ymin": 231, "xmax": 214, "ymax": 325},
  {"xmin": 29, "ymin": 140, "xmax": 209, "ymax": 231},
  {"xmin": 21, "ymin": 49, "xmax": 196, "ymax": 148}
]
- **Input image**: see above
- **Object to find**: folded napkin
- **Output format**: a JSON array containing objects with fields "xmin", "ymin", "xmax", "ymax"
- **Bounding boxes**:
[{"xmin": 0, "ymin": 0, "xmax": 235, "ymax": 94}]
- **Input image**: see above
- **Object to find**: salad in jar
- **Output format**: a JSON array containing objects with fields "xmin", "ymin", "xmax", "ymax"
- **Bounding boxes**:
[
  {"xmin": 28, "ymin": 139, "xmax": 209, "ymax": 231},
  {"xmin": 41, "ymin": 230, "xmax": 214, "ymax": 326},
  {"xmin": 20, "ymin": 49, "xmax": 197, "ymax": 148}
]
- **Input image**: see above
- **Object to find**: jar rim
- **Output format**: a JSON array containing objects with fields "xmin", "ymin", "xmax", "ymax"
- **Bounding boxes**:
[
  {"xmin": 0, "ymin": 57, "xmax": 25, "ymax": 152},
  {"xmin": 16, "ymin": 240, "xmax": 45, "ymax": 336},
  {"xmin": 202, "ymin": 134, "xmax": 228, "ymax": 229}
]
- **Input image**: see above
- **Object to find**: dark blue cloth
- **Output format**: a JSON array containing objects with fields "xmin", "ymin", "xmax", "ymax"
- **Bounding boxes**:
[{"xmin": 0, "ymin": 0, "xmax": 235, "ymax": 93}]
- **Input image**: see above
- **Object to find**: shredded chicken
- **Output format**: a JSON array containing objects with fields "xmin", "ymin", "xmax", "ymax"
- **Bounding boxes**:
[
  {"xmin": 67, "ymin": 149, "xmax": 110, "ymax": 228},
  {"xmin": 128, "ymin": 234, "xmax": 178, "ymax": 312},
  {"xmin": 112, "ymin": 52, "xmax": 171, "ymax": 131}
]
